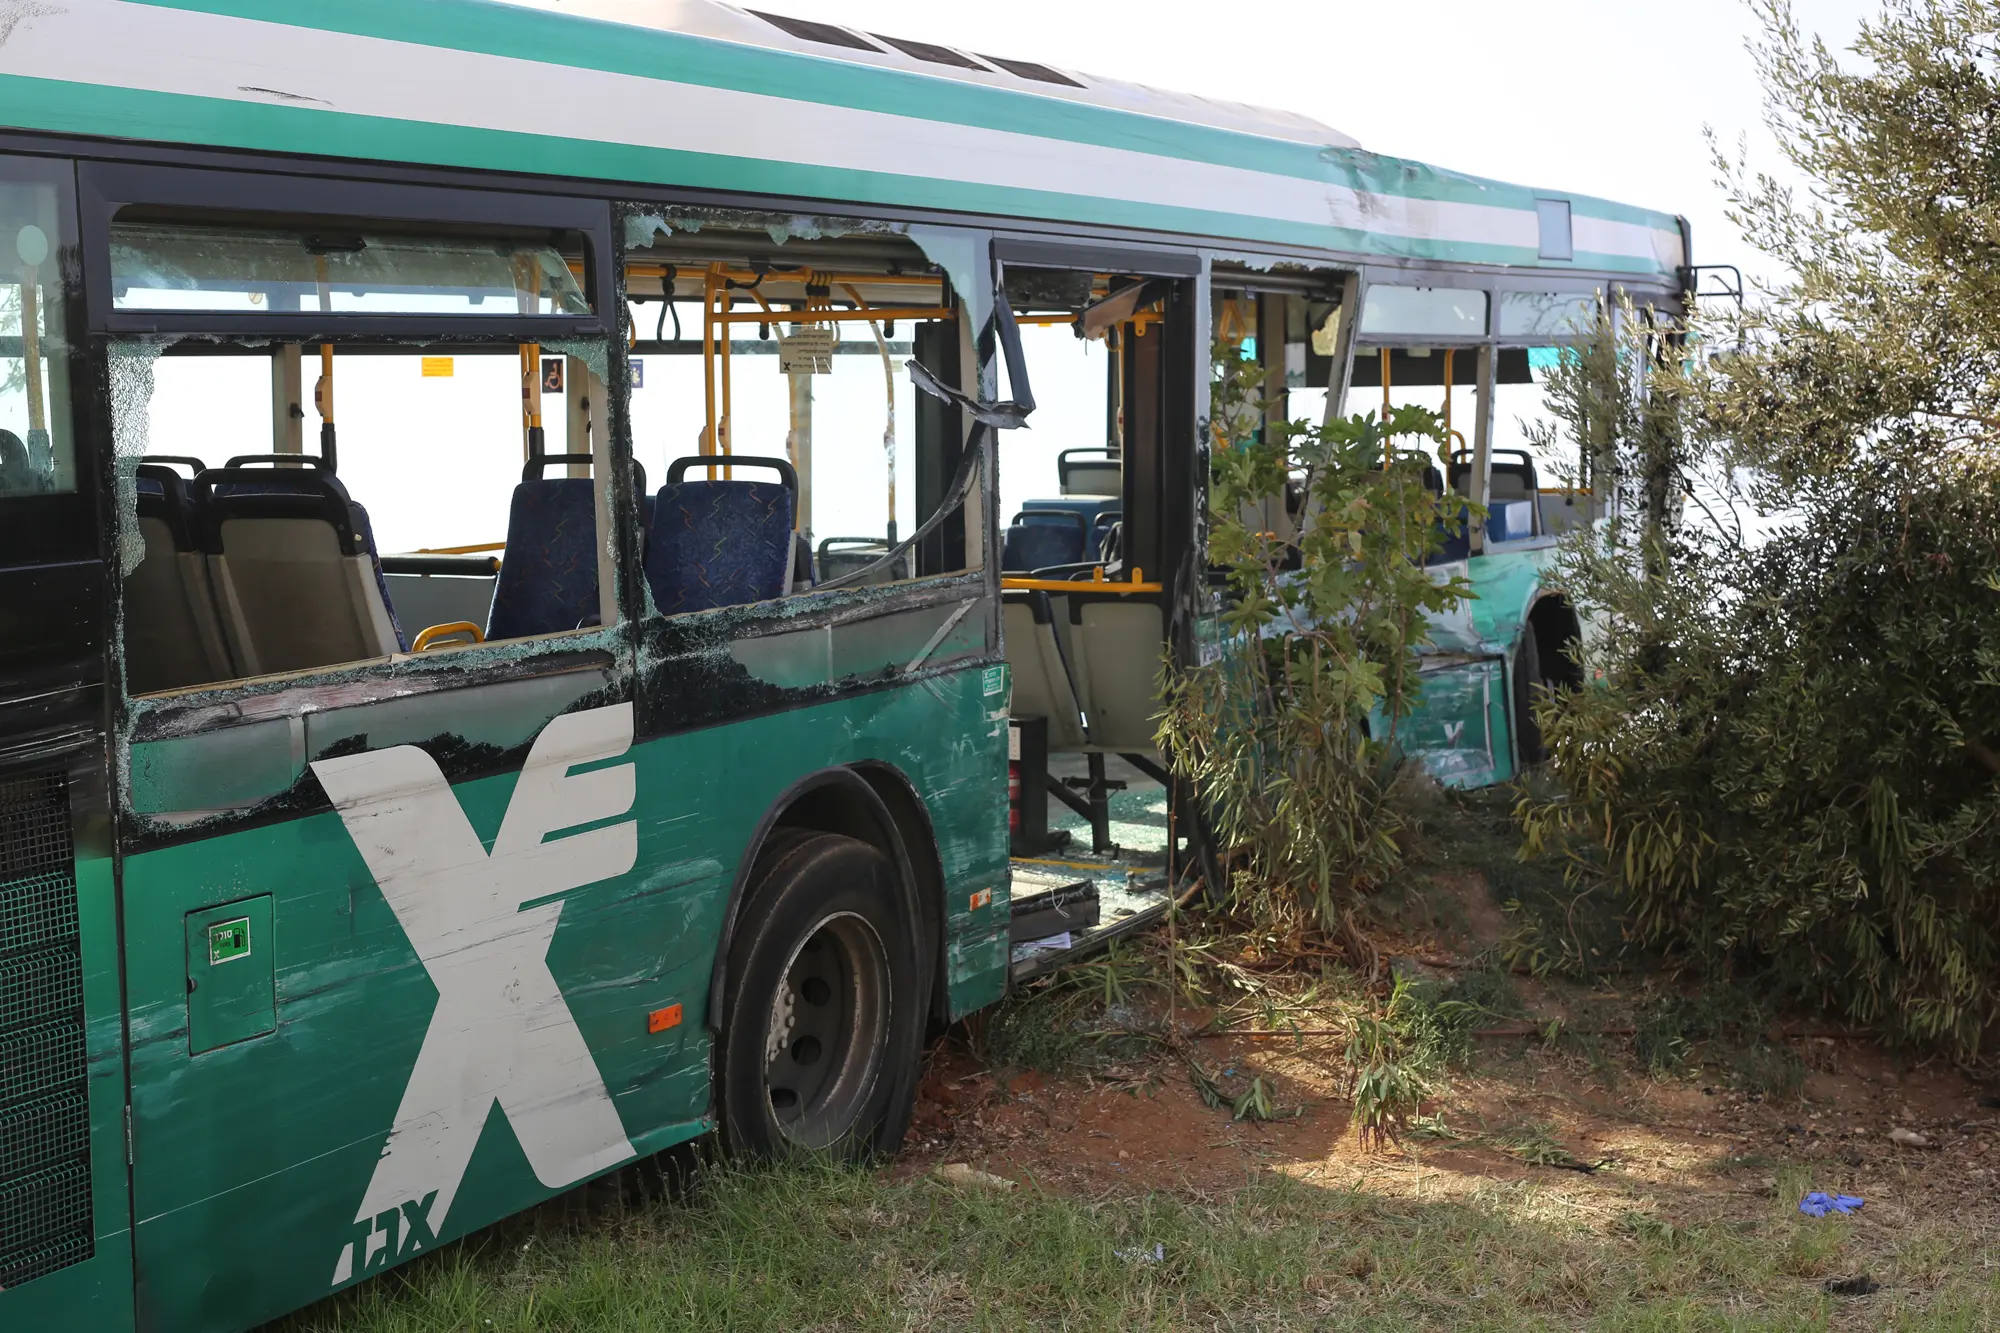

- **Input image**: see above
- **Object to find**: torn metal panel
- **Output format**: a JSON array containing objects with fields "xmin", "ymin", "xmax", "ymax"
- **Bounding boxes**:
[
  {"xmin": 907, "ymin": 225, "xmax": 984, "ymax": 306},
  {"xmin": 117, "ymin": 633, "xmax": 630, "ymax": 851},
  {"xmin": 1390, "ymin": 655, "xmax": 1511, "ymax": 789},
  {"xmin": 1399, "ymin": 547, "xmax": 1552, "ymax": 786}
]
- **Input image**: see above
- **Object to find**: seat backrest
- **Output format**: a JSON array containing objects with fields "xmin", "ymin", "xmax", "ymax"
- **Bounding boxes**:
[
  {"xmin": 1057, "ymin": 448, "xmax": 1121, "ymax": 498},
  {"xmin": 344, "ymin": 501, "xmax": 406, "ymax": 651},
  {"xmin": 209, "ymin": 457, "xmax": 407, "ymax": 650},
  {"xmin": 1086, "ymin": 507, "xmax": 1122, "ymax": 563},
  {"xmin": 199, "ymin": 463, "xmax": 402, "ymax": 676},
  {"xmin": 1488, "ymin": 465, "xmax": 1533, "ymax": 502},
  {"xmin": 1002, "ymin": 591, "xmax": 1089, "ymax": 752},
  {"xmin": 123, "ymin": 463, "xmax": 235, "ymax": 694},
  {"xmin": 815, "ymin": 537, "xmax": 913, "ymax": 588},
  {"xmin": 487, "ymin": 476, "xmax": 601, "ymax": 640},
  {"xmin": 644, "ymin": 454, "xmax": 797, "ymax": 616},
  {"xmin": 1001, "ymin": 510, "xmax": 1086, "ymax": 573},
  {"xmin": 1071, "ymin": 598, "xmax": 1165, "ymax": 753}
]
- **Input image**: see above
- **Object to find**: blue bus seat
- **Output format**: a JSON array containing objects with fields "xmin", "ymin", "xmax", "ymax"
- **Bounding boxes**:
[
  {"xmin": 644, "ymin": 454, "xmax": 798, "ymax": 615},
  {"xmin": 487, "ymin": 474, "xmax": 600, "ymax": 640},
  {"xmin": 1020, "ymin": 497, "xmax": 1121, "ymax": 564},
  {"xmin": 1002, "ymin": 509, "xmax": 1088, "ymax": 572}
]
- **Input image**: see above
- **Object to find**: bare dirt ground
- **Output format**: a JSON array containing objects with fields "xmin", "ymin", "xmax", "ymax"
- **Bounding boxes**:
[{"xmin": 897, "ymin": 863, "xmax": 2000, "ymax": 1256}]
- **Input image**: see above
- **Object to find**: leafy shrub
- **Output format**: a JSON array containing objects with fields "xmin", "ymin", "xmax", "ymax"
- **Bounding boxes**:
[
  {"xmin": 1159, "ymin": 336, "xmax": 1473, "ymax": 945},
  {"xmin": 1521, "ymin": 1, "xmax": 2000, "ymax": 1054}
]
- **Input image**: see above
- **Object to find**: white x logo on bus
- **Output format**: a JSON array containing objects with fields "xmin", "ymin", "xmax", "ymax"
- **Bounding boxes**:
[{"xmin": 312, "ymin": 703, "xmax": 640, "ymax": 1287}]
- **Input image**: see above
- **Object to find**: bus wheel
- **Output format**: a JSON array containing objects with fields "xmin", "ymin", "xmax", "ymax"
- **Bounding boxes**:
[
  {"xmin": 1514, "ymin": 630, "xmax": 1547, "ymax": 766},
  {"xmin": 718, "ymin": 831, "xmax": 922, "ymax": 1160}
]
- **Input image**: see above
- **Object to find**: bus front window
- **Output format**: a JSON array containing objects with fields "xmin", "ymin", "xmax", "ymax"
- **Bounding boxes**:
[{"xmin": 0, "ymin": 178, "xmax": 73, "ymax": 498}]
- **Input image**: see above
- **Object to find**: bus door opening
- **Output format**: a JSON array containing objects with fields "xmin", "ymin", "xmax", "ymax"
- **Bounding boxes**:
[{"xmin": 994, "ymin": 260, "xmax": 1198, "ymax": 979}]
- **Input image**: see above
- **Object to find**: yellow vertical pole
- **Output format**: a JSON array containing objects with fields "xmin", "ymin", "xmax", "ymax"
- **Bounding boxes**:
[
  {"xmin": 520, "ymin": 343, "xmax": 544, "ymax": 464},
  {"xmin": 701, "ymin": 266, "xmax": 719, "ymax": 477},
  {"xmin": 314, "ymin": 343, "xmax": 336, "ymax": 469},
  {"xmin": 1442, "ymin": 347, "xmax": 1455, "ymax": 454},
  {"xmin": 719, "ymin": 290, "xmax": 734, "ymax": 481}
]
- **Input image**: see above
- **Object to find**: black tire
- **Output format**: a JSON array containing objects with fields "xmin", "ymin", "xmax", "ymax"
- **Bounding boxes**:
[
  {"xmin": 1514, "ymin": 629, "xmax": 1547, "ymax": 766},
  {"xmin": 717, "ymin": 830, "xmax": 923, "ymax": 1160}
]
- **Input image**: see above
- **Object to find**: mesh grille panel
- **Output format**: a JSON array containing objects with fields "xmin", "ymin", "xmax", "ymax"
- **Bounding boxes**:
[
  {"xmin": 0, "ymin": 1162, "xmax": 89, "ymax": 1256},
  {"xmin": 0, "ymin": 772, "xmax": 73, "ymax": 882},
  {"xmin": 0, "ymin": 768, "xmax": 92, "ymax": 1287},
  {"xmin": 0, "ymin": 1020, "xmax": 82, "ymax": 1107},
  {"xmin": 0, "ymin": 1092, "xmax": 87, "ymax": 1185},
  {"xmin": 0, "ymin": 871, "xmax": 78, "ymax": 956},
  {"xmin": 0, "ymin": 1226, "xmax": 93, "ymax": 1290},
  {"xmin": 0, "ymin": 947, "xmax": 81, "ymax": 1033}
]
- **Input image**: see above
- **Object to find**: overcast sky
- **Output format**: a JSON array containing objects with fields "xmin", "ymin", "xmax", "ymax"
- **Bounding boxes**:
[{"xmin": 774, "ymin": 0, "xmax": 1881, "ymax": 286}]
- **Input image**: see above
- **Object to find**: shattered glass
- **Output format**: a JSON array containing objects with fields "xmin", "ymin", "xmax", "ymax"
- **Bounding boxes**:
[
  {"xmin": 111, "ymin": 223, "xmax": 594, "ymax": 316},
  {"xmin": 109, "ymin": 338, "xmax": 168, "ymax": 575}
]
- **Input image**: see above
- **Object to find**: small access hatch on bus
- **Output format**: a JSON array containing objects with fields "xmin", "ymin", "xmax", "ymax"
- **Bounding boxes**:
[{"xmin": 184, "ymin": 896, "xmax": 275, "ymax": 1055}]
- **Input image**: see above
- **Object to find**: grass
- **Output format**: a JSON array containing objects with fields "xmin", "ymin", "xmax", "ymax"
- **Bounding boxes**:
[{"xmin": 269, "ymin": 1155, "xmax": 2000, "ymax": 1332}]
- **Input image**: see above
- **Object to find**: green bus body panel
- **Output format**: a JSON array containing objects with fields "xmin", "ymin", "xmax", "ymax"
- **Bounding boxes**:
[
  {"xmin": 0, "ymin": 850, "xmax": 137, "ymax": 1333},
  {"xmin": 1461, "ymin": 549, "xmax": 1554, "ymax": 648},
  {"xmin": 1394, "ymin": 548, "xmax": 1552, "ymax": 788},
  {"xmin": 121, "ymin": 670, "xmax": 1008, "ymax": 1333}
]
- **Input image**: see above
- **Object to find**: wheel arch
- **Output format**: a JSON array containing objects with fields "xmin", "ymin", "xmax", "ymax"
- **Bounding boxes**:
[
  {"xmin": 1524, "ymin": 591, "xmax": 1585, "ymax": 692},
  {"xmin": 706, "ymin": 764, "xmax": 944, "ymax": 1039}
]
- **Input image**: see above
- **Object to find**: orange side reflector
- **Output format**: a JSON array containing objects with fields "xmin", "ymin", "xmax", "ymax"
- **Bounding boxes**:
[
  {"xmin": 648, "ymin": 1004, "xmax": 683, "ymax": 1034},
  {"xmin": 969, "ymin": 889, "xmax": 992, "ymax": 911}
]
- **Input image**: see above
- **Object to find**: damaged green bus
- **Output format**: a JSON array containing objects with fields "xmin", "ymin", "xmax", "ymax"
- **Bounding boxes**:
[{"xmin": 0, "ymin": 2, "xmax": 1686, "ymax": 1329}]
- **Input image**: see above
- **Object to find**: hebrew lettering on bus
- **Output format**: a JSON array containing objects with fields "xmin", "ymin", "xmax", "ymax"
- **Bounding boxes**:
[{"xmin": 311, "ymin": 703, "xmax": 640, "ymax": 1287}]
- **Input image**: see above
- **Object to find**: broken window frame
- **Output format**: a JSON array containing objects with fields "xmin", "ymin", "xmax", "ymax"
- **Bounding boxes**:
[
  {"xmin": 79, "ymin": 163, "xmax": 613, "ymax": 341},
  {"xmin": 1340, "ymin": 267, "xmax": 1631, "ymax": 554},
  {"xmin": 615, "ymin": 208, "xmax": 993, "ymax": 623},
  {"xmin": 88, "ymin": 171, "xmax": 633, "ymax": 743}
]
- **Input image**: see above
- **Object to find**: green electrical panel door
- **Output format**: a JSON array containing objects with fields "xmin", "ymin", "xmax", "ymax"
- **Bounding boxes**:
[{"xmin": 185, "ymin": 897, "xmax": 275, "ymax": 1054}]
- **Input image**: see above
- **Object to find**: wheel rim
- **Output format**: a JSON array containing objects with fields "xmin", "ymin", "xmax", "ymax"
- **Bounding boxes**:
[{"xmin": 762, "ymin": 910, "xmax": 892, "ymax": 1149}]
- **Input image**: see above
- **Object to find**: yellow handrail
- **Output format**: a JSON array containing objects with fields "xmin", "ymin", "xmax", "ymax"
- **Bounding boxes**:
[
  {"xmin": 1002, "ymin": 567, "xmax": 1161, "ymax": 595},
  {"xmin": 629, "ymin": 265, "xmax": 945, "ymax": 290},
  {"xmin": 711, "ymin": 306, "xmax": 955, "ymax": 324},
  {"xmin": 412, "ymin": 621, "xmax": 486, "ymax": 652},
  {"xmin": 415, "ymin": 541, "xmax": 506, "ymax": 555}
]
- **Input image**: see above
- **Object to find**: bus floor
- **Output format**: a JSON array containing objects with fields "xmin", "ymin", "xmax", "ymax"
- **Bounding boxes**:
[{"xmin": 1008, "ymin": 752, "xmax": 1178, "ymax": 983}]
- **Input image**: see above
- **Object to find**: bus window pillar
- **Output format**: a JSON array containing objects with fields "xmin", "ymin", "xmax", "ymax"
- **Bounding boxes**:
[
  {"xmin": 960, "ymin": 301, "xmax": 986, "ymax": 573},
  {"xmin": 1322, "ymin": 272, "xmax": 1362, "ymax": 428},
  {"xmin": 1470, "ymin": 342, "xmax": 1497, "ymax": 553},
  {"xmin": 564, "ymin": 356, "xmax": 596, "ymax": 480},
  {"xmin": 272, "ymin": 343, "xmax": 304, "ymax": 454}
]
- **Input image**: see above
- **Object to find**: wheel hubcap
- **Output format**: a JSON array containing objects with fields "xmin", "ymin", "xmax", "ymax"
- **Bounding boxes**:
[{"xmin": 762, "ymin": 911, "xmax": 891, "ymax": 1148}]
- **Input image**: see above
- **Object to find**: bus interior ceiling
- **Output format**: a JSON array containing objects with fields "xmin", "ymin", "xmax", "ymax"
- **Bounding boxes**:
[{"xmin": 997, "ymin": 268, "xmax": 1195, "ymax": 980}]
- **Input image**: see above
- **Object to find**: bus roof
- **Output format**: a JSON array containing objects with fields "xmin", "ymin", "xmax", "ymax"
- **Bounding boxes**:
[{"xmin": 0, "ymin": 0, "xmax": 1687, "ymax": 280}]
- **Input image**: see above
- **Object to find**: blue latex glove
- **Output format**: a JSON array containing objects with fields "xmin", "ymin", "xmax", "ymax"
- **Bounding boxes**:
[{"xmin": 1799, "ymin": 1191, "xmax": 1865, "ymax": 1217}]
